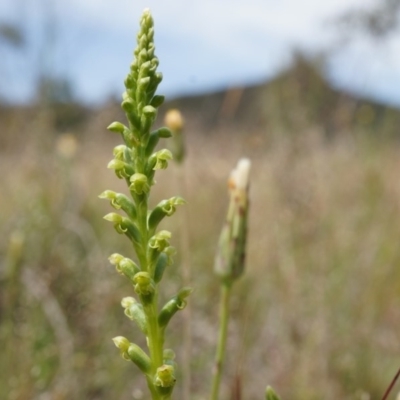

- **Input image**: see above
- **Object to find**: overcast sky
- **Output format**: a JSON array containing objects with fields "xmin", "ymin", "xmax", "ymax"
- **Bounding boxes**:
[{"xmin": 2, "ymin": 0, "xmax": 400, "ymax": 106}]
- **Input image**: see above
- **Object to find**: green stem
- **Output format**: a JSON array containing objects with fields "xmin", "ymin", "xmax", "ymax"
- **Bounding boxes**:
[
  {"xmin": 143, "ymin": 296, "xmax": 165, "ymax": 400},
  {"xmin": 145, "ymin": 297, "xmax": 164, "ymax": 369},
  {"xmin": 211, "ymin": 282, "xmax": 232, "ymax": 400},
  {"xmin": 135, "ymin": 181, "xmax": 165, "ymax": 399}
]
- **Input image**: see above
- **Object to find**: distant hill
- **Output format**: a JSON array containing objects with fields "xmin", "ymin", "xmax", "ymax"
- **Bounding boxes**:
[
  {"xmin": 163, "ymin": 54, "xmax": 400, "ymax": 139},
  {"xmin": 2, "ymin": 55, "xmax": 400, "ymax": 141}
]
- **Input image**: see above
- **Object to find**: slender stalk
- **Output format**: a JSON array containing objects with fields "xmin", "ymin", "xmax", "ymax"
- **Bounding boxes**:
[
  {"xmin": 144, "ymin": 297, "xmax": 164, "ymax": 370},
  {"xmin": 175, "ymin": 158, "xmax": 192, "ymax": 400},
  {"xmin": 211, "ymin": 282, "xmax": 232, "ymax": 400},
  {"xmin": 381, "ymin": 366, "xmax": 400, "ymax": 400}
]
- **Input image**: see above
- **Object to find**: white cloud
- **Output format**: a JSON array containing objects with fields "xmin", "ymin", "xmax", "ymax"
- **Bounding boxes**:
[{"xmin": 1, "ymin": 0, "xmax": 397, "ymax": 104}]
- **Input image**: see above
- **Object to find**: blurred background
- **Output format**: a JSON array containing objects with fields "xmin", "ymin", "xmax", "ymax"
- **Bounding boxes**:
[{"xmin": 1, "ymin": 0, "xmax": 400, "ymax": 399}]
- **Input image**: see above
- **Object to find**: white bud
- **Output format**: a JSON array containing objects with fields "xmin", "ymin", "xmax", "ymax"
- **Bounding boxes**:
[{"xmin": 229, "ymin": 158, "xmax": 251, "ymax": 192}]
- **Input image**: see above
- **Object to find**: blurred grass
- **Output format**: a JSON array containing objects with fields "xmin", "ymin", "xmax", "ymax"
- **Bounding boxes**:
[{"xmin": 1, "ymin": 64, "xmax": 400, "ymax": 399}]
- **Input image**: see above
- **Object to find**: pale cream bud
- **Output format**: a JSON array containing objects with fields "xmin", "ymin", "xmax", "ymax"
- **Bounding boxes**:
[{"xmin": 164, "ymin": 109, "xmax": 184, "ymax": 132}]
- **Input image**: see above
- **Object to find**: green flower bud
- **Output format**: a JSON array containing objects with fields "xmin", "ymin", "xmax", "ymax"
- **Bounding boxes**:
[
  {"xmin": 99, "ymin": 190, "xmax": 137, "ymax": 219},
  {"xmin": 145, "ymin": 127, "xmax": 172, "ymax": 157},
  {"xmin": 147, "ymin": 72, "xmax": 163, "ymax": 99},
  {"xmin": 158, "ymin": 287, "xmax": 193, "ymax": 328},
  {"xmin": 133, "ymin": 272, "xmax": 155, "ymax": 298},
  {"xmin": 153, "ymin": 252, "xmax": 168, "ymax": 283},
  {"xmin": 138, "ymin": 61, "xmax": 151, "ymax": 80},
  {"xmin": 130, "ymin": 173, "xmax": 150, "ymax": 195},
  {"xmin": 143, "ymin": 104, "xmax": 156, "ymax": 117},
  {"xmin": 112, "ymin": 336, "xmax": 131, "ymax": 361},
  {"xmin": 141, "ymin": 104, "xmax": 157, "ymax": 133},
  {"xmin": 103, "ymin": 214, "xmax": 141, "ymax": 245},
  {"xmin": 156, "ymin": 127, "xmax": 172, "ymax": 138},
  {"xmin": 265, "ymin": 386, "xmax": 281, "ymax": 400},
  {"xmin": 109, "ymin": 253, "xmax": 140, "ymax": 280},
  {"xmin": 121, "ymin": 98, "xmax": 136, "ymax": 114},
  {"xmin": 138, "ymin": 35, "xmax": 148, "ymax": 52},
  {"xmin": 127, "ymin": 343, "xmax": 151, "ymax": 374},
  {"xmin": 154, "ymin": 364, "xmax": 176, "ymax": 388},
  {"xmin": 121, "ymin": 297, "xmax": 147, "ymax": 334},
  {"xmin": 150, "ymin": 95, "xmax": 165, "ymax": 108},
  {"xmin": 138, "ymin": 48, "xmax": 148, "ymax": 65},
  {"xmin": 124, "ymin": 74, "xmax": 136, "ymax": 90},
  {"xmin": 138, "ymin": 76, "xmax": 151, "ymax": 94},
  {"xmin": 145, "ymin": 130, "xmax": 160, "ymax": 157},
  {"xmin": 107, "ymin": 121, "xmax": 126, "ymax": 134}
]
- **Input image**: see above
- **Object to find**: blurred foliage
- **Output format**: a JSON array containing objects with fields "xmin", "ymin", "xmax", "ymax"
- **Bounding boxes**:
[
  {"xmin": 0, "ymin": 23, "xmax": 24, "ymax": 47},
  {"xmin": 1, "ymin": 57, "xmax": 400, "ymax": 399},
  {"xmin": 337, "ymin": 0, "xmax": 400, "ymax": 39}
]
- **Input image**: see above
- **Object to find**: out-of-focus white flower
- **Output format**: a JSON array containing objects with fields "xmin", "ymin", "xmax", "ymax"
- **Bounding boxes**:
[
  {"xmin": 228, "ymin": 158, "xmax": 251, "ymax": 208},
  {"xmin": 229, "ymin": 158, "xmax": 251, "ymax": 191}
]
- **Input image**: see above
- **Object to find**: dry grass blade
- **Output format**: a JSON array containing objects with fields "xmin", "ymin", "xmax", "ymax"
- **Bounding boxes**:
[{"xmin": 381, "ymin": 367, "xmax": 400, "ymax": 400}]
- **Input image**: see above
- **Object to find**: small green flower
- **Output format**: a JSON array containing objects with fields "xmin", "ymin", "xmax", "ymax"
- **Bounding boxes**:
[
  {"xmin": 130, "ymin": 173, "xmax": 150, "ymax": 195},
  {"xmin": 133, "ymin": 272, "xmax": 155, "ymax": 297},
  {"xmin": 150, "ymin": 149, "xmax": 173, "ymax": 170},
  {"xmin": 154, "ymin": 364, "xmax": 176, "ymax": 388},
  {"xmin": 107, "ymin": 159, "xmax": 134, "ymax": 179},
  {"xmin": 149, "ymin": 230, "xmax": 171, "ymax": 252}
]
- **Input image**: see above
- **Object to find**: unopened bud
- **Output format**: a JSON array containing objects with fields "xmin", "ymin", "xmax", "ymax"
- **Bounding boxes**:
[
  {"xmin": 112, "ymin": 336, "xmax": 131, "ymax": 361},
  {"xmin": 158, "ymin": 287, "xmax": 193, "ymax": 328},
  {"xmin": 148, "ymin": 197, "xmax": 186, "ymax": 231},
  {"xmin": 109, "ymin": 253, "xmax": 140, "ymax": 280},
  {"xmin": 107, "ymin": 121, "xmax": 126, "ymax": 134},
  {"xmin": 127, "ymin": 343, "xmax": 151, "ymax": 374},
  {"xmin": 121, "ymin": 297, "xmax": 147, "ymax": 333},
  {"xmin": 104, "ymin": 214, "xmax": 141, "ymax": 246},
  {"xmin": 99, "ymin": 190, "xmax": 137, "ymax": 219},
  {"xmin": 214, "ymin": 158, "xmax": 251, "ymax": 283}
]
